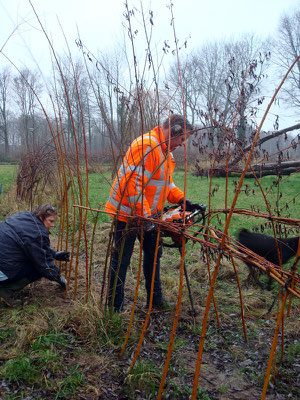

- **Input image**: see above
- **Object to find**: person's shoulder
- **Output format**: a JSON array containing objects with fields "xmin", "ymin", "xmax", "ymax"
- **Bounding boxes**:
[
  {"xmin": 11, "ymin": 211, "xmax": 38, "ymax": 224},
  {"xmin": 6, "ymin": 211, "xmax": 46, "ymax": 233},
  {"xmin": 4, "ymin": 211, "xmax": 28, "ymax": 224},
  {"xmin": 132, "ymin": 132, "xmax": 155, "ymax": 147},
  {"xmin": 144, "ymin": 128, "xmax": 162, "ymax": 146},
  {"xmin": 7, "ymin": 210, "xmax": 32, "ymax": 218}
]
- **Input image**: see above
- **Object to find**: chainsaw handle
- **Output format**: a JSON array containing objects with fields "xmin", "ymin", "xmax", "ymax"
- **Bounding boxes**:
[
  {"xmin": 164, "ymin": 203, "xmax": 206, "ymax": 213},
  {"xmin": 185, "ymin": 204, "xmax": 206, "ymax": 219},
  {"xmin": 189, "ymin": 203, "xmax": 206, "ymax": 212}
]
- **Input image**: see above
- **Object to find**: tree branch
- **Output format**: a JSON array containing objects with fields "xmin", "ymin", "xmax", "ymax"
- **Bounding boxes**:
[{"xmin": 228, "ymin": 123, "xmax": 300, "ymax": 168}]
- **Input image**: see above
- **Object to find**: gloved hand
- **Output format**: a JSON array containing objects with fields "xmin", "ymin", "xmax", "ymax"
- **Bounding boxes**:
[
  {"xmin": 179, "ymin": 198, "xmax": 206, "ymax": 212},
  {"xmin": 142, "ymin": 219, "xmax": 156, "ymax": 233},
  {"xmin": 189, "ymin": 203, "xmax": 206, "ymax": 212},
  {"xmin": 179, "ymin": 198, "xmax": 194, "ymax": 211},
  {"xmin": 55, "ymin": 251, "xmax": 70, "ymax": 262},
  {"xmin": 57, "ymin": 275, "xmax": 67, "ymax": 289},
  {"xmin": 131, "ymin": 215, "xmax": 157, "ymax": 232},
  {"xmin": 185, "ymin": 199, "xmax": 194, "ymax": 211}
]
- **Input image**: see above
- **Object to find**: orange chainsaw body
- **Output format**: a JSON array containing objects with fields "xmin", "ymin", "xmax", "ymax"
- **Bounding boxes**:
[
  {"xmin": 159, "ymin": 204, "xmax": 206, "ymax": 246},
  {"xmin": 161, "ymin": 207, "xmax": 196, "ymax": 244},
  {"xmin": 162, "ymin": 206, "xmax": 194, "ymax": 226}
]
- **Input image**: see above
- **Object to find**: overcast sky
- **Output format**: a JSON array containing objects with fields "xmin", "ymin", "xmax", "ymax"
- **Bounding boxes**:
[
  {"xmin": 1, "ymin": 0, "xmax": 300, "ymax": 129},
  {"xmin": 1, "ymin": 0, "xmax": 299, "ymax": 65}
]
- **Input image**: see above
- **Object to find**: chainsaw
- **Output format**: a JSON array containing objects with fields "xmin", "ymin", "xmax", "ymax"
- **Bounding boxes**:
[{"xmin": 157, "ymin": 203, "xmax": 206, "ymax": 247}]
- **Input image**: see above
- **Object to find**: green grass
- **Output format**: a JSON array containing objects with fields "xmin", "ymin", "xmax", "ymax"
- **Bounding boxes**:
[
  {"xmin": 55, "ymin": 367, "xmax": 84, "ymax": 400},
  {"xmin": 31, "ymin": 331, "xmax": 74, "ymax": 351},
  {"xmin": 85, "ymin": 171, "xmax": 112, "ymax": 223},
  {"xmin": 286, "ymin": 341, "xmax": 300, "ymax": 365},
  {"xmin": 172, "ymin": 170, "xmax": 300, "ymax": 235},
  {"xmin": 0, "ymin": 164, "xmax": 17, "ymax": 194},
  {"xmin": 1, "ymin": 164, "xmax": 299, "ymax": 237},
  {"xmin": 85, "ymin": 168, "xmax": 300, "ymax": 236},
  {"xmin": 124, "ymin": 360, "xmax": 161, "ymax": 398},
  {"xmin": 2, "ymin": 350, "xmax": 59, "ymax": 384},
  {"xmin": 0, "ymin": 309, "xmax": 86, "ymax": 398},
  {"xmin": 0, "ymin": 166, "xmax": 298, "ymax": 399},
  {"xmin": 96, "ymin": 311, "xmax": 128, "ymax": 348}
]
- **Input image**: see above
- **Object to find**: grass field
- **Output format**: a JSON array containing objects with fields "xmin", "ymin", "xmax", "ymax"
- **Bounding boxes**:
[
  {"xmin": 1, "ymin": 163, "xmax": 299, "ymax": 237},
  {"xmin": 0, "ymin": 164, "xmax": 17, "ymax": 195},
  {"xmin": 0, "ymin": 164, "xmax": 299, "ymax": 399},
  {"xmin": 87, "ymin": 168, "xmax": 300, "ymax": 238}
]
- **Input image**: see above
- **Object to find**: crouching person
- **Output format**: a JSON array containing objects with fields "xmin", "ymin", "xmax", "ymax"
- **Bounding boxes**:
[{"xmin": 0, "ymin": 204, "xmax": 69, "ymax": 306}]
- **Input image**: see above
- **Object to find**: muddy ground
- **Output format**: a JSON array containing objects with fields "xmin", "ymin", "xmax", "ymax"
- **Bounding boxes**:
[{"xmin": 0, "ymin": 230, "xmax": 299, "ymax": 400}]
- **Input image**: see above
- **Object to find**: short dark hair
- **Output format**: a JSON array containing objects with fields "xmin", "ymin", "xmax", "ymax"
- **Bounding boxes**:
[
  {"xmin": 163, "ymin": 114, "xmax": 193, "ymax": 137},
  {"xmin": 33, "ymin": 204, "xmax": 57, "ymax": 220}
]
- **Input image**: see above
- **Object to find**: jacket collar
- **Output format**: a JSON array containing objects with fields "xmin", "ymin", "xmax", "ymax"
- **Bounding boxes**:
[{"xmin": 153, "ymin": 126, "xmax": 168, "ymax": 153}]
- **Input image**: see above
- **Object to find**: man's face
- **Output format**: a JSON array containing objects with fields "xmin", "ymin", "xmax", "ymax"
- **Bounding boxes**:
[{"xmin": 169, "ymin": 132, "xmax": 189, "ymax": 151}]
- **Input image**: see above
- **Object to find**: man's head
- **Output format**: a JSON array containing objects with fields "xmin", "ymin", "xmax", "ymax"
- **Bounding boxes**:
[{"xmin": 162, "ymin": 114, "xmax": 193, "ymax": 150}]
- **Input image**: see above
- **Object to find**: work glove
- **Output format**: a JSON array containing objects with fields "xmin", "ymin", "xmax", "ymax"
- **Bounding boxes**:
[
  {"xmin": 55, "ymin": 251, "xmax": 70, "ymax": 262},
  {"xmin": 179, "ymin": 198, "xmax": 206, "ymax": 212},
  {"xmin": 142, "ymin": 219, "xmax": 156, "ymax": 233},
  {"xmin": 57, "ymin": 275, "xmax": 67, "ymax": 289},
  {"xmin": 184, "ymin": 199, "xmax": 194, "ymax": 211},
  {"xmin": 131, "ymin": 215, "xmax": 157, "ymax": 232},
  {"xmin": 144, "ymin": 211, "xmax": 163, "ymax": 232},
  {"xmin": 189, "ymin": 203, "xmax": 206, "ymax": 212},
  {"xmin": 179, "ymin": 198, "xmax": 194, "ymax": 211},
  {"xmin": 150, "ymin": 211, "xmax": 161, "ymax": 220}
]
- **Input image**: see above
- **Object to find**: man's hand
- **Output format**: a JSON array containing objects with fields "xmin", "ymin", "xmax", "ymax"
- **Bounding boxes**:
[
  {"xmin": 130, "ymin": 216, "xmax": 157, "ymax": 232},
  {"xmin": 55, "ymin": 251, "xmax": 70, "ymax": 262},
  {"xmin": 188, "ymin": 202, "xmax": 206, "ymax": 212},
  {"xmin": 142, "ymin": 219, "xmax": 156, "ymax": 233},
  {"xmin": 179, "ymin": 198, "xmax": 206, "ymax": 212},
  {"xmin": 184, "ymin": 199, "xmax": 194, "ymax": 211},
  {"xmin": 57, "ymin": 275, "xmax": 67, "ymax": 289}
]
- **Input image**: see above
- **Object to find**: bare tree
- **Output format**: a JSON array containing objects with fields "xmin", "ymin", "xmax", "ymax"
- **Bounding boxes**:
[
  {"xmin": 167, "ymin": 54, "xmax": 203, "ymax": 128},
  {"xmin": 90, "ymin": 50, "xmax": 137, "ymax": 155},
  {"xmin": 274, "ymin": 8, "xmax": 300, "ymax": 109},
  {"xmin": 0, "ymin": 67, "xmax": 11, "ymax": 156},
  {"xmin": 13, "ymin": 68, "xmax": 42, "ymax": 151},
  {"xmin": 168, "ymin": 35, "xmax": 270, "ymax": 146},
  {"xmin": 52, "ymin": 57, "xmax": 92, "ymax": 149}
]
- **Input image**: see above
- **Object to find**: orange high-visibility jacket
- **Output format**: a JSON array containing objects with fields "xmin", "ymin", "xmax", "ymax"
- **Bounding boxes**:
[{"xmin": 105, "ymin": 126, "xmax": 184, "ymax": 222}]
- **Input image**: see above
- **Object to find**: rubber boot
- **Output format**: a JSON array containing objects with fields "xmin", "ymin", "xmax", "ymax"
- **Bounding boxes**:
[
  {"xmin": 2, "ymin": 278, "xmax": 31, "ymax": 291},
  {"xmin": 0, "ymin": 278, "xmax": 30, "ymax": 306}
]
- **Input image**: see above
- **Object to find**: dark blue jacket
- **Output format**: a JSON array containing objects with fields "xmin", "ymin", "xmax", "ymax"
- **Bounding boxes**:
[{"xmin": 0, "ymin": 211, "xmax": 60, "ymax": 281}]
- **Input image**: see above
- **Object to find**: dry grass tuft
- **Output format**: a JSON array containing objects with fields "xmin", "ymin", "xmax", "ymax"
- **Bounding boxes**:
[
  {"xmin": 217, "ymin": 263, "xmax": 239, "ymax": 281},
  {"xmin": 242, "ymin": 289, "xmax": 269, "ymax": 313}
]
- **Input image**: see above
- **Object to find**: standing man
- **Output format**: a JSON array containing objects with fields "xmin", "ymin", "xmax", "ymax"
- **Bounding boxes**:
[{"xmin": 105, "ymin": 114, "xmax": 196, "ymax": 312}]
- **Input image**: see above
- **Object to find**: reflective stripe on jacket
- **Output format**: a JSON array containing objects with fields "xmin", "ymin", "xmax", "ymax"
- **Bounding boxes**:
[{"xmin": 105, "ymin": 126, "xmax": 184, "ymax": 222}]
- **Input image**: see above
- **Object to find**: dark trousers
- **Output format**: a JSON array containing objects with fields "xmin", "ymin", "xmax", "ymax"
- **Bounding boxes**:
[
  {"xmin": 109, "ymin": 220, "xmax": 163, "ymax": 311},
  {"xmin": 0, "ymin": 264, "xmax": 42, "ymax": 286}
]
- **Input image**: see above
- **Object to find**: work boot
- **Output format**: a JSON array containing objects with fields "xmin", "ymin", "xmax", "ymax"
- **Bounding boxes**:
[
  {"xmin": 2, "ymin": 278, "xmax": 31, "ymax": 291},
  {"xmin": 147, "ymin": 297, "xmax": 176, "ymax": 311},
  {"xmin": 153, "ymin": 298, "xmax": 176, "ymax": 310},
  {"xmin": 0, "ymin": 278, "xmax": 30, "ymax": 307},
  {"xmin": 0, "ymin": 286, "xmax": 22, "ymax": 306}
]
